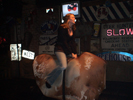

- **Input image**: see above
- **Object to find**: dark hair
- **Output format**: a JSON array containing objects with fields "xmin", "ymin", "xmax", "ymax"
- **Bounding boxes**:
[
  {"xmin": 61, "ymin": 13, "xmax": 76, "ymax": 30},
  {"xmin": 63, "ymin": 13, "xmax": 71, "ymax": 23}
]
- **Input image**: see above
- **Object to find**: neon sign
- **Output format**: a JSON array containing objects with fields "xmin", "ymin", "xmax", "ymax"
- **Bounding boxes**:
[
  {"xmin": 107, "ymin": 28, "xmax": 133, "ymax": 36},
  {"xmin": 97, "ymin": 51, "xmax": 133, "ymax": 61},
  {"xmin": 101, "ymin": 22, "xmax": 133, "ymax": 52}
]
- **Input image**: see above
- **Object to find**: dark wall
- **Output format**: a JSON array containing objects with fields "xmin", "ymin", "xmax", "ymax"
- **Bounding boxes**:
[{"xmin": 2, "ymin": 0, "xmax": 22, "ymax": 18}]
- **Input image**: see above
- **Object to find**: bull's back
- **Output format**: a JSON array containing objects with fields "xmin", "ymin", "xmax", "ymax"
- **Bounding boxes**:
[{"xmin": 79, "ymin": 52, "xmax": 106, "ymax": 90}]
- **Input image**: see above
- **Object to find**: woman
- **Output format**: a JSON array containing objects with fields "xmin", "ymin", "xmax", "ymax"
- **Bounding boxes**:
[{"xmin": 46, "ymin": 13, "xmax": 77, "ymax": 88}]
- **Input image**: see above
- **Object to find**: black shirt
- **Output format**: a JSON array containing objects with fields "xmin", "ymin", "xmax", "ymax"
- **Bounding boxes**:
[{"xmin": 54, "ymin": 25, "xmax": 77, "ymax": 55}]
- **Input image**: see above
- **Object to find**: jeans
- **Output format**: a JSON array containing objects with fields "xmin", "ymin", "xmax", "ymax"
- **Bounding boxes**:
[{"xmin": 46, "ymin": 52, "xmax": 67, "ymax": 85}]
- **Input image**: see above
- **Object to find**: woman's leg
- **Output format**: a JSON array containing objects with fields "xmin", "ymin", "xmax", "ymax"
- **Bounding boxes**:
[{"xmin": 46, "ymin": 52, "xmax": 67, "ymax": 86}]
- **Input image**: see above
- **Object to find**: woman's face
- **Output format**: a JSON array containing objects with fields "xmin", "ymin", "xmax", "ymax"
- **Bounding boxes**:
[{"xmin": 69, "ymin": 14, "xmax": 75, "ymax": 25}]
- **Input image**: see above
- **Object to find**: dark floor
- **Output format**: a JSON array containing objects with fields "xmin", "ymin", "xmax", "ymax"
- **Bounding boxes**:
[{"xmin": 0, "ymin": 78, "xmax": 133, "ymax": 100}]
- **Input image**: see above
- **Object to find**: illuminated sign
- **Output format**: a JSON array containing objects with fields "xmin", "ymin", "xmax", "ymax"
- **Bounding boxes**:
[
  {"xmin": 101, "ymin": 22, "xmax": 133, "ymax": 51},
  {"xmin": 97, "ymin": 51, "xmax": 133, "ymax": 61},
  {"xmin": 107, "ymin": 28, "xmax": 133, "ymax": 36},
  {"xmin": 10, "ymin": 44, "xmax": 21, "ymax": 61},
  {"xmin": 22, "ymin": 50, "xmax": 35, "ymax": 60}
]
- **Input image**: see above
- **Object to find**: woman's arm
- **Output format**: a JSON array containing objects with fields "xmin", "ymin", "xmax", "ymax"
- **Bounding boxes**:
[{"xmin": 72, "ymin": 53, "xmax": 77, "ymax": 58}]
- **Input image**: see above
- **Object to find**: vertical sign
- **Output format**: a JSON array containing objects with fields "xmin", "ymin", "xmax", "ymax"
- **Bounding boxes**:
[{"xmin": 10, "ymin": 44, "xmax": 22, "ymax": 61}]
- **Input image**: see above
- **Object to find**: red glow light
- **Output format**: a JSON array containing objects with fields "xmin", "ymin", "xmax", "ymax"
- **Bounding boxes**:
[{"xmin": 3, "ymin": 38, "xmax": 6, "ymax": 42}]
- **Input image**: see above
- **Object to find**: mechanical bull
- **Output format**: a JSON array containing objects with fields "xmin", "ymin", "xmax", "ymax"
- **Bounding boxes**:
[{"xmin": 33, "ymin": 52, "xmax": 106, "ymax": 100}]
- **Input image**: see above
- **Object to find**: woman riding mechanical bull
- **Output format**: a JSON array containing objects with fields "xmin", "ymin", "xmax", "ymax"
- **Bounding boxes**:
[{"xmin": 33, "ymin": 13, "xmax": 106, "ymax": 100}]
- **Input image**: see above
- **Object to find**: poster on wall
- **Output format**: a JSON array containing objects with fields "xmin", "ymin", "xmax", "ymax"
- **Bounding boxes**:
[
  {"xmin": 90, "ymin": 39, "xmax": 101, "ymax": 54},
  {"xmin": 101, "ymin": 22, "xmax": 133, "ymax": 52},
  {"xmin": 39, "ymin": 45, "xmax": 54, "ymax": 55},
  {"xmin": 39, "ymin": 35, "xmax": 57, "ymax": 45},
  {"xmin": 41, "ymin": 20, "xmax": 58, "ymax": 34},
  {"xmin": 93, "ymin": 23, "xmax": 100, "ymax": 37},
  {"xmin": 39, "ymin": 35, "xmax": 57, "ymax": 55}
]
